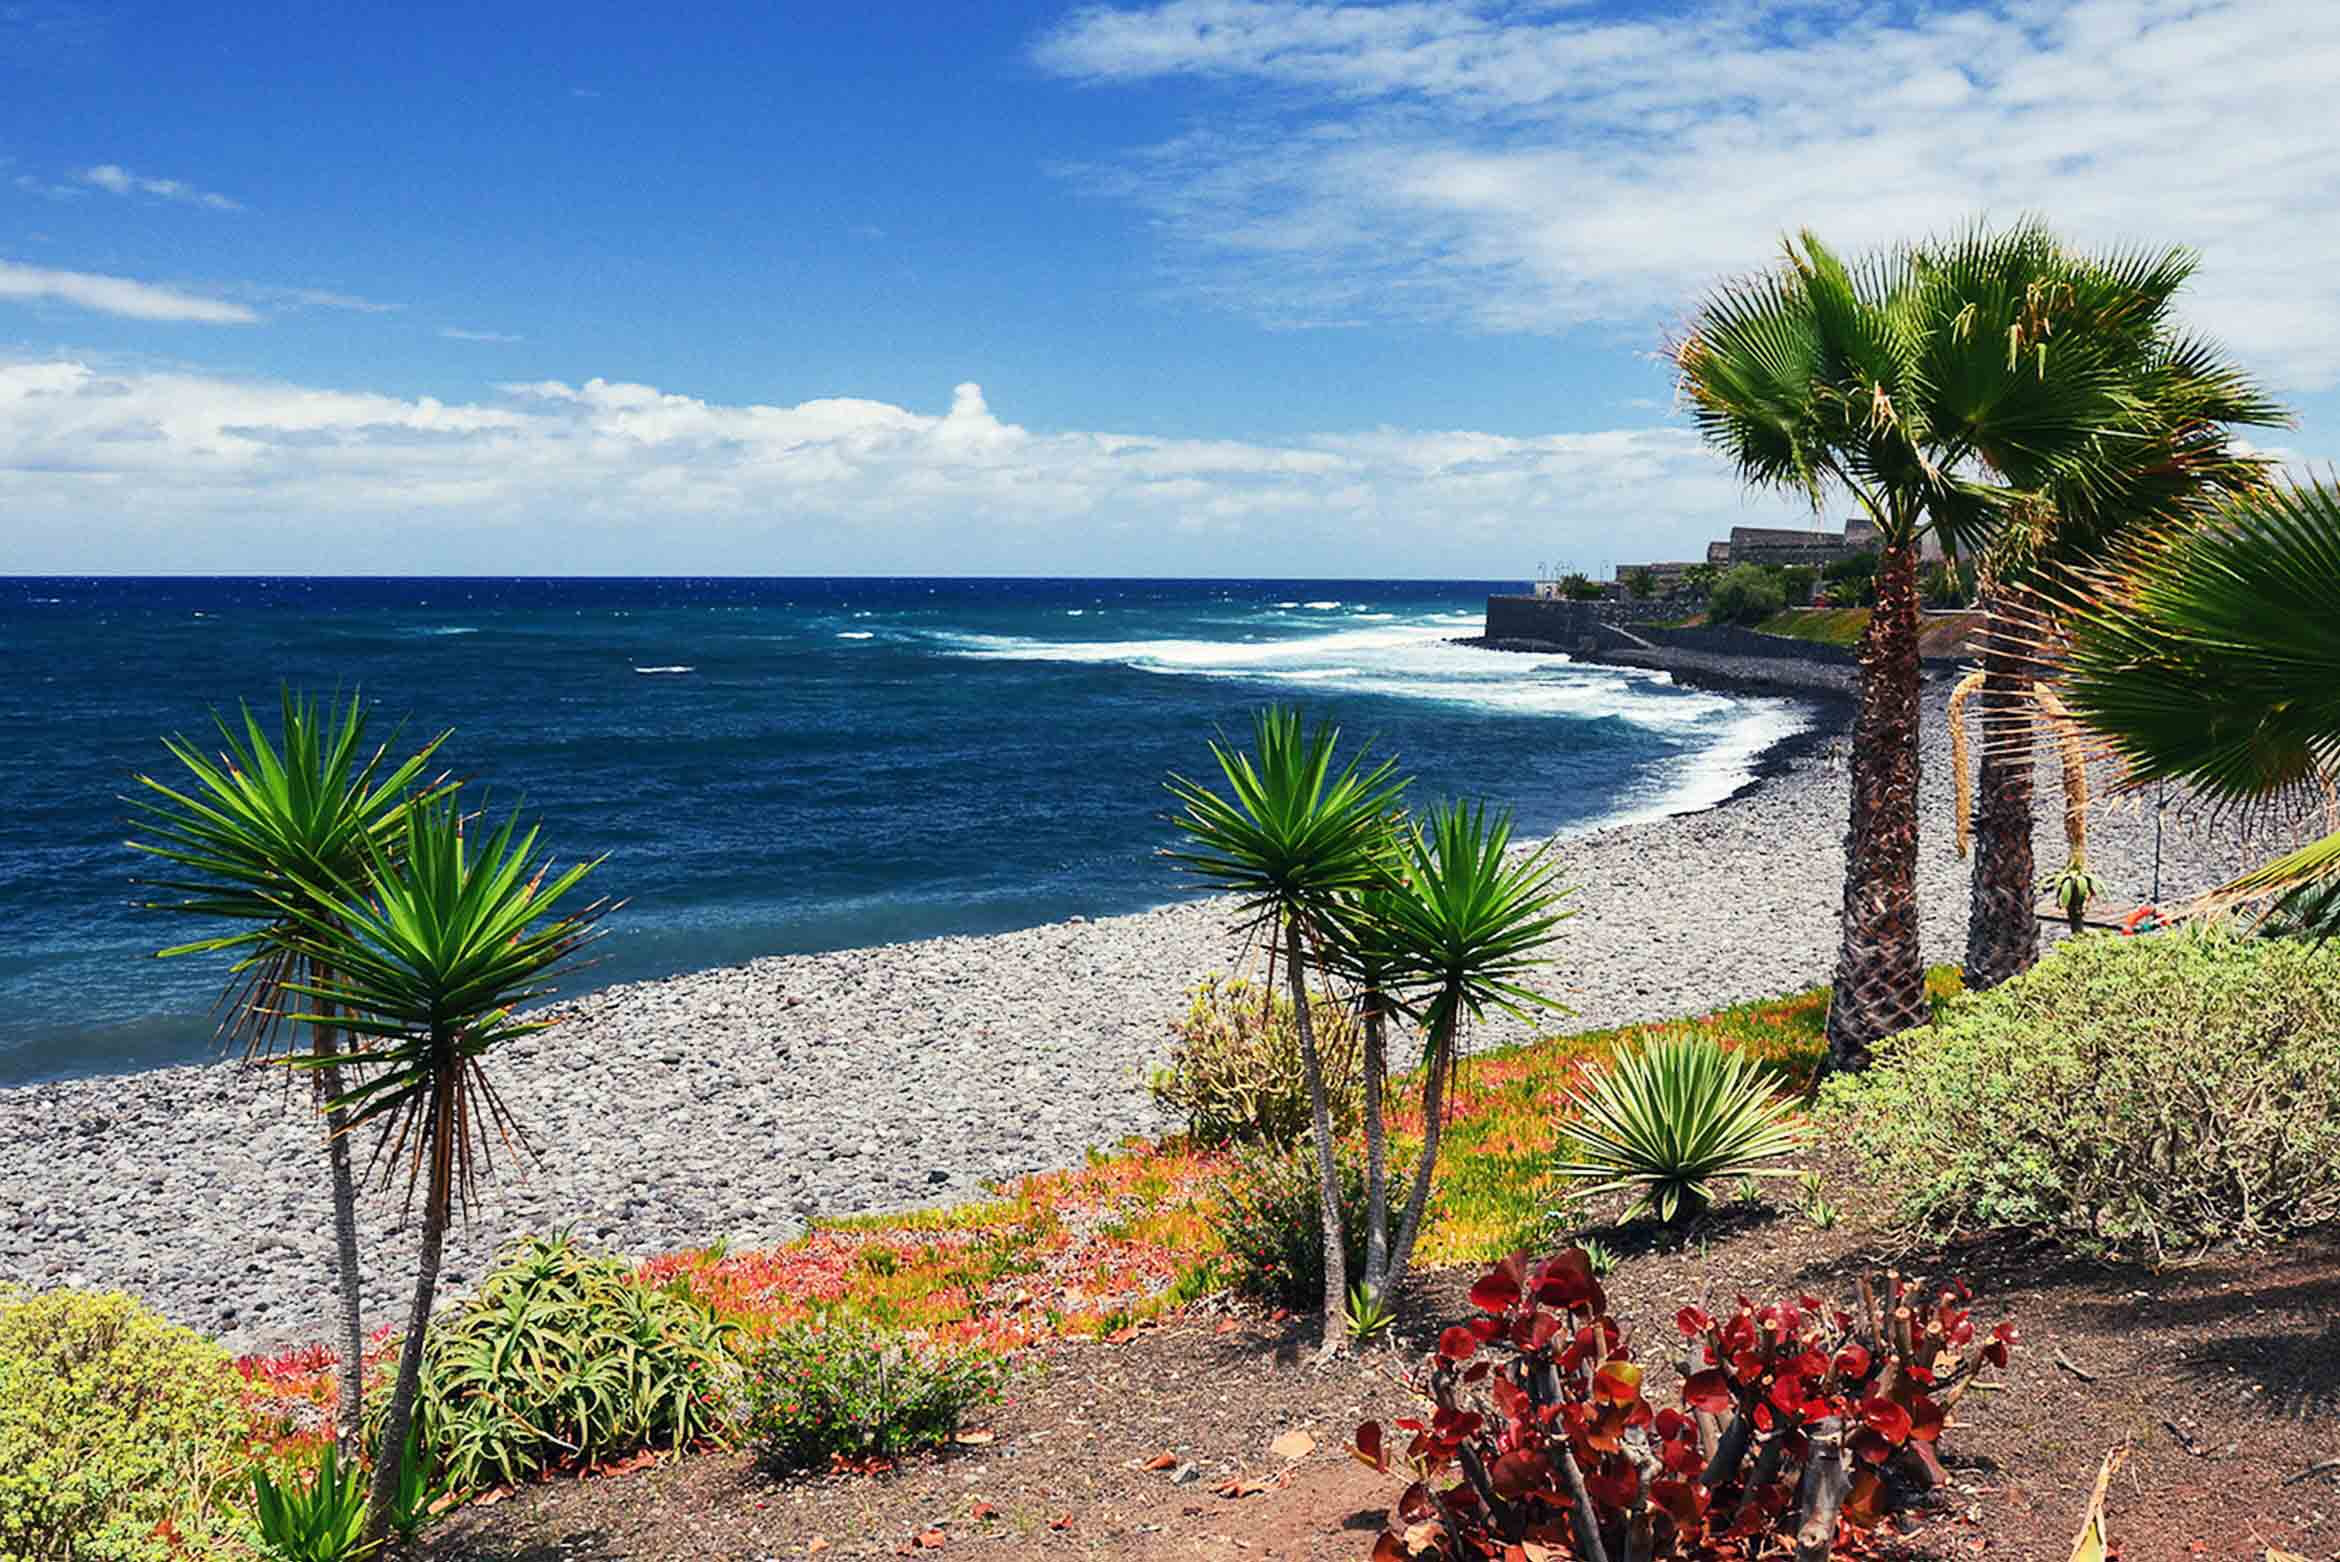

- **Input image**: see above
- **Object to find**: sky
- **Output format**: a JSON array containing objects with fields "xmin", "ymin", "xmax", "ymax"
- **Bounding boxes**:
[{"xmin": 2, "ymin": 0, "xmax": 2333, "ymax": 578}]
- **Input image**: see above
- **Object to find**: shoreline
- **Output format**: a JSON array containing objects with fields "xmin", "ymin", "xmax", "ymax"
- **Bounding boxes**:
[
  {"xmin": 0, "ymin": 668, "xmax": 2255, "ymax": 1353},
  {"xmin": 0, "ymin": 647, "xmax": 1833, "ymax": 1093}
]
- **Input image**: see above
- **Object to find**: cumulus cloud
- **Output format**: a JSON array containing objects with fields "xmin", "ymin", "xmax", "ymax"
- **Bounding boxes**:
[
  {"xmin": 83, "ymin": 162, "xmax": 243, "ymax": 211},
  {"xmin": 0, "ymin": 260, "xmax": 257, "ymax": 323},
  {"xmin": 0, "ymin": 356, "xmax": 1801, "ymax": 573},
  {"xmin": 1036, "ymin": 0, "xmax": 2340, "ymax": 389},
  {"xmin": 439, "ymin": 326, "xmax": 523, "ymax": 343}
]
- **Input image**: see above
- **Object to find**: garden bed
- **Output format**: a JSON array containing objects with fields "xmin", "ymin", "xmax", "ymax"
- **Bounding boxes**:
[{"xmin": 410, "ymin": 980, "xmax": 2340, "ymax": 1560}]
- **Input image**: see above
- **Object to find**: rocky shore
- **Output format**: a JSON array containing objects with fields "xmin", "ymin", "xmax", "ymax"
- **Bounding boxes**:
[{"xmin": 0, "ymin": 676, "xmax": 2264, "ymax": 1352}]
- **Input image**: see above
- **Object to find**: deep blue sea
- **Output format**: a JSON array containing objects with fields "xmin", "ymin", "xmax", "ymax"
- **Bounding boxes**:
[{"xmin": 0, "ymin": 577, "xmax": 1801, "ymax": 1084}]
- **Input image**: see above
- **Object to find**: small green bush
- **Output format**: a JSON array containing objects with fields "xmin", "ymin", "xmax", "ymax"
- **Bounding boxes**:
[
  {"xmin": 0, "ymin": 1288, "xmax": 247, "ymax": 1562},
  {"xmin": 1708, "ymin": 564, "xmax": 1786, "ymax": 626},
  {"xmin": 1552, "ymin": 1032, "xmax": 1805, "ymax": 1223},
  {"xmin": 1148, "ymin": 975, "xmax": 1361, "ymax": 1146},
  {"xmin": 408, "ymin": 1233, "xmax": 739, "ymax": 1493},
  {"xmin": 1821, "ymin": 928, "xmax": 2340, "ymax": 1256},
  {"xmin": 1206, "ymin": 1141, "xmax": 1400, "ymax": 1309},
  {"xmin": 738, "ymin": 1319, "xmax": 1010, "ymax": 1469}
]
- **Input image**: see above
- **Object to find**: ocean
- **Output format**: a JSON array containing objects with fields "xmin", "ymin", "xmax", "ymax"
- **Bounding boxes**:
[{"xmin": 0, "ymin": 577, "xmax": 1801, "ymax": 1084}]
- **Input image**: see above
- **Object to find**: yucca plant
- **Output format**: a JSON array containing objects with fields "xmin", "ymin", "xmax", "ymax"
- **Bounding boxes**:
[
  {"xmin": 252, "ymin": 1445, "xmax": 373, "ymax": 1562},
  {"xmin": 278, "ymin": 797, "xmax": 608, "ymax": 1544},
  {"xmin": 1349, "ymin": 800, "xmax": 1572, "ymax": 1307},
  {"xmin": 128, "ymin": 690, "xmax": 451, "ymax": 1450},
  {"xmin": 1554, "ymin": 1033, "xmax": 1806, "ymax": 1223},
  {"xmin": 1165, "ymin": 708, "xmax": 1408, "ymax": 1342}
]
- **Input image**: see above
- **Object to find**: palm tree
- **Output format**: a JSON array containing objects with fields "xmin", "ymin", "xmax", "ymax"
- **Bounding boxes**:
[
  {"xmin": 2043, "ymin": 478, "xmax": 2340, "ymax": 931},
  {"xmin": 1356, "ymin": 801, "xmax": 1571, "ymax": 1302},
  {"xmin": 1674, "ymin": 223, "xmax": 2159, "ymax": 1067},
  {"xmin": 278, "ymin": 796, "xmax": 607, "ymax": 1543},
  {"xmin": 1960, "ymin": 289, "xmax": 2285, "ymax": 989},
  {"xmin": 1165, "ymin": 709, "xmax": 1408, "ymax": 1341},
  {"xmin": 127, "ymin": 691, "xmax": 450, "ymax": 1450}
]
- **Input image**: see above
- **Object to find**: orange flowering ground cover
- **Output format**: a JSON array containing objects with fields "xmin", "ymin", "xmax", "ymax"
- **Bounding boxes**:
[{"xmin": 227, "ymin": 979, "xmax": 1897, "ymax": 1470}]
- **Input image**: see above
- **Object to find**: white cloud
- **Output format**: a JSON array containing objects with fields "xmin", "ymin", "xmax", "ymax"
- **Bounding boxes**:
[
  {"xmin": 83, "ymin": 163, "xmax": 243, "ymax": 211},
  {"xmin": 1036, "ymin": 0, "xmax": 2340, "ymax": 390},
  {"xmin": 439, "ymin": 326, "xmax": 523, "ymax": 343},
  {"xmin": 0, "ymin": 356, "xmax": 1803, "ymax": 573},
  {"xmin": 0, "ymin": 260, "xmax": 257, "ymax": 323}
]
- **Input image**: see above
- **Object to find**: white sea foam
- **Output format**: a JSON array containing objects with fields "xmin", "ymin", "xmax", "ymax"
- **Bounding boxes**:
[
  {"xmin": 1302, "ymin": 600, "xmax": 1342, "ymax": 610},
  {"xmin": 938, "ymin": 618, "xmax": 1734, "ymax": 733},
  {"xmin": 1066, "ymin": 609, "xmax": 1085, "ymax": 616},
  {"xmin": 836, "ymin": 631, "xmax": 874, "ymax": 640},
  {"xmin": 1275, "ymin": 600, "xmax": 1301, "ymax": 608},
  {"xmin": 421, "ymin": 626, "xmax": 478, "ymax": 636},
  {"xmin": 1580, "ymin": 699, "xmax": 1813, "ymax": 831},
  {"xmin": 633, "ymin": 665, "xmax": 694, "ymax": 675}
]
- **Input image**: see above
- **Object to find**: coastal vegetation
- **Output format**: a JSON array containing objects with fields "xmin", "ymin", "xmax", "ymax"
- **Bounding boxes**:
[
  {"xmin": 129, "ymin": 692, "xmax": 452, "ymax": 1451},
  {"xmin": 1823, "ymin": 928, "xmax": 2340, "ymax": 1256},
  {"xmin": 1703, "ymin": 562, "xmax": 1783, "ymax": 626},
  {"xmin": 1166, "ymin": 710, "xmax": 1573, "ymax": 1343},
  {"xmin": 2043, "ymin": 477, "xmax": 2340, "ymax": 933},
  {"xmin": 1673, "ymin": 221, "xmax": 2281, "ymax": 1068},
  {"xmin": 33, "ymin": 223, "xmax": 2338, "ymax": 1559},
  {"xmin": 1550, "ymin": 1032, "xmax": 1805, "ymax": 1223},
  {"xmin": 0, "ymin": 1286, "xmax": 250, "ymax": 1560},
  {"xmin": 1751, "ymin": 605, "xmax": 1868, "ymax": 646}
]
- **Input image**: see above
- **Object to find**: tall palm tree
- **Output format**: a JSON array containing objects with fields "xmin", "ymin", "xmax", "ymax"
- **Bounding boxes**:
[
  {"xmin": 2043, "ymin": 478, "xmax": 2340, "ymax": 931},
  {"xmin": 127, "ymin": 691, "xmax": 450, "ymax": 1450},
  {"xmin": 1674, "ymin": 223, "xmax": 2155, "ymax": 1067},
  {"xmin": 1359, "ymin": 801, "xmax": 1571, "ymax": 1301},
  {"xmin": 278, "ymin": 797, "xmax": 607, "ymax": 1543},
  {"xmin": 1165, "ymin": 708, "xmax": 1408, "ymax": 1341}
]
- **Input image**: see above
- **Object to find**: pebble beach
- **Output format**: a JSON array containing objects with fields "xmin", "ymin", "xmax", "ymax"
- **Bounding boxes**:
[{"xmin": 0, "ymin": 664, "xmax": 2265, "ymax": 1352}]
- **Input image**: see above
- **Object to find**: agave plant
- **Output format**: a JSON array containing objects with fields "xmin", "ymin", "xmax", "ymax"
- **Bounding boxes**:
[{"xmin": 1554, "ymin": 1033, "xmax": 1805, "ymax": 1223}]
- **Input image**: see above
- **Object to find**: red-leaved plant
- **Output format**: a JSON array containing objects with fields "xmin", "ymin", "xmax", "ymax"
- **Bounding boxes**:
[{"xmin": 1354, "ymin": 1249, "xmax": 2015, "ymax": 1561}]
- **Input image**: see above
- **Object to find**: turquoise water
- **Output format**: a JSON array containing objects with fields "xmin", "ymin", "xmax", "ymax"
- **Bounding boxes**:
[{"xmin": 0, "ymin": 577, "xmax": 1799, "ymax": 1082}]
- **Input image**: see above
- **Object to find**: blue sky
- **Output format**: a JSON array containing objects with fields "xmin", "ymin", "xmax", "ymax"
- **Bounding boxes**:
[{"xmin": 2, "ymin": 0, "xmax": 2333, "ymax": 576}]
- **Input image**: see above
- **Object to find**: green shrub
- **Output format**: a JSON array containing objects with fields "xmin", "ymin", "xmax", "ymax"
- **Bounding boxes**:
[
  {"xmin": 1821, "ymin": 928, "xmax": 2340, "ymax": 1256},
  {"xmin": 0, "ymin": 1288, "xmax": 247, "ymax": 1562},
  {"xmin": 409, "ymin": 1233, "xmax": 739, "ymax": 1493},
  {"xmin": 1148, "ymin": 975, "xmax": 1361, "ymax": 1146},
  {"xmin": 738, "ymin": 1319, "xmax": 1010, "ymax": 1469},
  {"xmin": 1206, "ymin": 1142, "xmax": 1399, "ymax": 1309},
  {"xmin": 1708, "ymin": 564, "xmax": 1786, "ymax": 626},
  {"xmin": 1552, "ymin": 1032, "xmax": 1805, "ymax": 1223}
]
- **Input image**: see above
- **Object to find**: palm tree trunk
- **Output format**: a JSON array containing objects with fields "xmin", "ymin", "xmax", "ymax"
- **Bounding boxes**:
[
  {"xmin": 1381, "ymin": 1016, "xmax": 1452, "ymax": 1290},
  {"xmin": 315, "ymin": 1037, "xmax": 370, "ymax": 1457},
  {"xmin": 364, "ymin": 1057, "xmax": 453, "ymax": 1544},
  {"xmin": 1358, "ymin": 992, "xmax": 1390, "ymax": 1296},
  {"xmin": 1284, "ymin": 916, "xmax": 1348, "ymax": 1342},
  {"xmin": 1825, "ymin": 535, "xmax": 1930, "ymax": 1071},
  {"xmin": 1964, "ymin": 578, "xmax": 2039, "ymax": 989},
  {"xmin": 307, "ymin": 958, "xmax": 370, "ymax": 1458}
]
